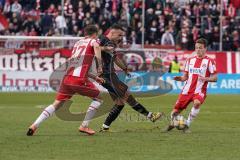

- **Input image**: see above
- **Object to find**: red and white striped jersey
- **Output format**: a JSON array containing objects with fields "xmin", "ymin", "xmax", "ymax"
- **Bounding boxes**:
[
  {"xmin": 67, "ymin": 38, "xmax": 96, "ymax": 79},
  {"xmin": 182, "ymin": 55, "xmax": 217, "ymax": 95}
]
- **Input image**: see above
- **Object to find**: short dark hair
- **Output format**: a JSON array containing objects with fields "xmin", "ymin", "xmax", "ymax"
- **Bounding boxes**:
[
  {"xmin": 196, "ymin": 38, "xmax": 207, "ymax": 48},
  {"xmin": 110, "ymin": 24, "xmax": 125, "ymax": 31},
  {"xmin": 84, "ymin": 25, "xmax": 98, "ymax": 36}
]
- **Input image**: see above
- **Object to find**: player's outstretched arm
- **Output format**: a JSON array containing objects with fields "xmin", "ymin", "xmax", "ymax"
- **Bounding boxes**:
[
  {"xmin": 174, "ymin": 72, "xmax": 188, "ymax": 82},
  {"xmin": 199, "ymin": 73, "xmax": 218, "ymax": 82},
  {"xmin": 114, "ymin": 56, "xmax": 131, "ymax": 77},
  {"xmin": 93, "ymin": 42, "xmax": 103, "ymax": 75}
]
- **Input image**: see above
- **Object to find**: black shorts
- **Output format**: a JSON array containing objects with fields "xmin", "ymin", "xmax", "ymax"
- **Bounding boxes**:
[{"xmin": 101, "ymin": 73, "xmax": 128, "ymax": 100}]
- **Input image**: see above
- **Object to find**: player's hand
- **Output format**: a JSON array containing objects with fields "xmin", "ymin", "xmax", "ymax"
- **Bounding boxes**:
[
  {"xmin": 97, "ymin": 68, "xmax": 103, "ymax": 76},
  {"xmin": 96, "ymin": 76, "xmax": 105, "ymax": 84},
  {"xmin": 173, "ymin": 76, "xmax": 182, "ymax": 81},
  {"xmin": 198, "ymin": 76, "xmax": 208, "ymax": 82}
]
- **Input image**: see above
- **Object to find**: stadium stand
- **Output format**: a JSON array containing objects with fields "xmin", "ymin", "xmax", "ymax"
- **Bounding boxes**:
[{"xmin": 0, "ymin": 0, "xmax": 239, "ymax": 51}]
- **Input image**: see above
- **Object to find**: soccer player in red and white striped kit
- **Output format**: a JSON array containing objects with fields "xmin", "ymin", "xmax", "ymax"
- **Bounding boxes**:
[
  {"xmin": 165, "ymin": 38, "xmax": 218, "ymax": 133},
  {"xmin": 26, "ymin": 25, "xmax": 108, "ymax": 136}
]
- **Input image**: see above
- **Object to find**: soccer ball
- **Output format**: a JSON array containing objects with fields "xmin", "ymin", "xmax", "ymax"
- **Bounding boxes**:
[{"xmin": 173, "ymin": 115, "xmax": 187, "ymax": 130}]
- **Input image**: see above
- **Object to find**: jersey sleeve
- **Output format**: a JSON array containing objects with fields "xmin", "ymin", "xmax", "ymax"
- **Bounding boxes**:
[
  {"xmin": 184, "ymin": 59, "xmax": 189, "ymax": 73},
  {"xmin": 208, "ymin": 59, "xmax": 217, "ymax": 74},
  {"xmin": 98, "ymin": 35, "xmax": 105, "ymax": 46},
  {"xmin": 90, "ymin": 39, "xmax": 97, "ymax": 46}
]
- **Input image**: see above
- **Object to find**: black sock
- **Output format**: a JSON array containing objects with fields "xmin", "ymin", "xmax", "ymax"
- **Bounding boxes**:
[
  {"xmin": 104, "ymin": 105, "xmax": 124, "ymax": 127},
  {"xmin": 131, "ymin": 103, "xmax": 149, "ymax": 116},
  {"xmin": 126, "ymin": 95, "xmax": 150, "ymax": 116}
]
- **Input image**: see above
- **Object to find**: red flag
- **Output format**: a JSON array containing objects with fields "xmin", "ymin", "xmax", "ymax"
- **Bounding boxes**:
[{"xmin": 0, "ymin": 14, "xmax": 9, "ymax": 31}]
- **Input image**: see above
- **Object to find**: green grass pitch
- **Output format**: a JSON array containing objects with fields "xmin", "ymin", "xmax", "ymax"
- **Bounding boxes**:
[{"xmin": 0, "ymin": 93, "xmax": 239, "ymax": 160}]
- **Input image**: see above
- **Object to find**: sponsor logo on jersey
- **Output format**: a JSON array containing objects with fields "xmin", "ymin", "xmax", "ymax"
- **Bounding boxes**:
[
  {"xmin": 189, "ymin": 68, "xmax": 203, "ymax": 74},
  {"xmin": 202, "ymin": 64, "xmax": 207, "ymax": 68}
]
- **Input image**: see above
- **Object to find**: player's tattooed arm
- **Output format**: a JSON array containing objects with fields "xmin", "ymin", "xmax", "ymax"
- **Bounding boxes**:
[
  {"xmin": 93, "ymin": 42, "xmax": 103, "ymax": 75},
  {"xmin": 174, "ymin": 72, "xmax": 188, "ymax": 82},
  {"xmin": 114, "ymin": 56, "xmax": 131, "ymax": 77},
  {"xmin": 199, "ymin": 73, "xmax": 218, "ymax": 82}
]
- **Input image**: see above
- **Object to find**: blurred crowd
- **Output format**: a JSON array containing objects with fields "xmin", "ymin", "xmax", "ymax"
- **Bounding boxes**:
[{"xmin": 0, "ymin": 0, "xmax": 239, "ymax": 51}]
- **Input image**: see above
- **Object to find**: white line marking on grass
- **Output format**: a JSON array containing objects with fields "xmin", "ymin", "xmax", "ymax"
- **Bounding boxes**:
[
  {"xmin": 202, "ymin": 111, "xmax": 240, "ymax": 114},
  {"xmin": 35, "ymin": 105, "xmax": 45, "ymax": 109},
  {"xmin": 0, "ymin": 106, "xmax": 25, "ymax": 109},
  {"xmin": 0, "ymin": 105, "xmax": 46, "ymax": 109}
]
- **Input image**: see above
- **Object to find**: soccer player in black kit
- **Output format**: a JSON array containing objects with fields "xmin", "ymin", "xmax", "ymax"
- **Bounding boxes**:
[{"xmin": 98, "ymin": 24, "xmax": 164, "ymax": 131}]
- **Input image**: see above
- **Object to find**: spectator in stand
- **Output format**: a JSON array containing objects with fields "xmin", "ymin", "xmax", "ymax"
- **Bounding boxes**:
[
  {"xmin": 176, "ymin": 27, "xmax": 190, "ymax": 50},
  {"xmin": 77, "ymin": 7, "xmax": 85, "ymax": 29},
  {"xmin": 0, "ymin": 0, "xmax": 238, "ymax": 51},
  {"xmin": 147, "ymin": 20, "xmax": 159, "ymax": 44},
  {"xmin": 22, "ymin": 16, "xmax": 38, "ymax": 33},
  {"xmin": 211, "ymin": 26, "xmax": 220, "ymax": 50},
  {"xmin": 146, "ymin": 8, "xmax": 157, "ymax": 27},
  {"xmin": 157, "ymin": 15, "xmax": 165, "ymax": 38},
  {"xmin": 40, "ymin": 11, "xmax": 53, "ymax": 35},
  {"xmin": 14, "ymin": 0, "xmax": 36, "ymax": 12},
  {"xmin": 3, "ymin": 0, "xmax": 11, "ymax": 17},
  {"xmin": 223, "ymin": 31, "xmax": 232, "ymax": 51},
  {"xmin": 64, "ymin": 0, "xmax": 73, "ymax": 17},
  {"xmin": 155, "ymin": 2, "xmax": 163, "ymax": 16},
  {"xmin": 8, "ymin": 23, "xmax": 16, "ymax": 34},
  {"xmin": 202, "ymin": 16, "xmax": 214, "ymax": 34},
  {"xmin": 89, "ymin": 2, "xmax": 99, "ymax": 23},
  {"xmin": 11, "ymin": 0, "xmax": 22, "ymax": 14},
  {"xmin": 135, "ymin": 22, "xmax": 143, "ymax": 44},
  {"xmin": 202, "ymin": 28, "xmax": 212, "ymax": 49},
  {"xmin": 131, "ymin": 12, "xmax": 140, "ymax": 32},
  {"xmin": 191, "ymin": 26, "xmax": 201, "ymax": 43},
  {"xmin": 161, "ymin": 26, "xmax": 175, "ymax": 46},
  {"xmin": 226, "ymin": 3, "xmax": 236, "ymax": 18},
  {"xmin": 110, "ymin": 10, "xmax": 119, "ymax": 24},
  {"xmin": 10, "ymin": 12, "xmax": 21, "ymax": 33},
  {"xmin": 48, "ymin": 4, "xmax": 57, "ymax": 14},
  {"xmin": 232, "ymin": 30, "xmax": 240, "ymax": 51},
  {"xmin": 98, "ymin": 17, "xmax": 110, "ymax": 33},
  {"xmin": 55, "ymin": 12, "xmax": 67, "ymax": 34},
  {"xmin": 29, "ymin": 27, "xmax": 37, "ymax": 36},
  {"xmin": 128, "ymin": 31, "xmax": 137, "ymax": 45}
]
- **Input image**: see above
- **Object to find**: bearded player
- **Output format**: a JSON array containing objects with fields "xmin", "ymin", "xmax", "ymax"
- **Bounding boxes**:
[
  {"xmin": 79, "ymin": 24, "xmax": 164, "ymax": 133},
  {"xmin": 96, "ymin": 24, "xmax": 164, "ymax": 131},
  {"xmin": 165, "ymin": 38, "xmax": 218, "ymax": 133}
]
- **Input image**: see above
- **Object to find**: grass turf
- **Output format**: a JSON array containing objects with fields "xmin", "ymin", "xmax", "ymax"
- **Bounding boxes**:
[{"xmin": 0, "ymin": 93, "xmax": 239, "ymax": 160}]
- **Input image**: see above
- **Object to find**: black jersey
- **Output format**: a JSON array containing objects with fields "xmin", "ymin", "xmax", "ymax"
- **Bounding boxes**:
[
  {"xmin": 97, "ymin": 35, "xmax": 128, "ymax": 98},
  {"xmin": 98, "ymin": 35, "xmax": 117, "ymax": 73}
]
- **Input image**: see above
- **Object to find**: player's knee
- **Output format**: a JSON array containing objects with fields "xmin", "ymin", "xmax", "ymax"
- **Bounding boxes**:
[
  {"xmin": 193, "ymin": 100, "xmax": 201, "ymax": 108},
  {"xmin": 118, "ymin": 101, "xmax": 124, "ymax": 106},
  {"xmin": 115, "ymin": 98, "xmax": 124, "ymax": 105},
  {"xmin": 126, "ymin": 95, "xmax": 138, "ymax": 106},
  {"xmin": 53, "ymin": 100, "xmax": 65, "ymax": 110},
  {"xmin": 124, "ymin": 92, "xmax": 130, "ymax": 100}
]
